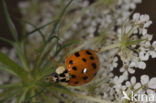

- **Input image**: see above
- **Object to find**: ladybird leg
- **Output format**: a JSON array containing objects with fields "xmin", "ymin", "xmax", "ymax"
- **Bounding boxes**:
[
  {"xmin": 50, "ymin": 56, "xmax": 61, "ymax": 67},
  {"xmin": 95, "ymin": 47, "xmax": 101, "ymax": 53},
  {"xmin": 64, "ymin": 48, "xmax": 69, "ymax": 59}
]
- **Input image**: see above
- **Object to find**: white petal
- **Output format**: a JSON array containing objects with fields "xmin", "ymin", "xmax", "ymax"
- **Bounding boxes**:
[
  {"xmin": 146, "ymin": 89, "xmax": 155, "ymax": 95},
  {"xmin": 144, "ymin": 41, "xmax": 151, "ymax": 47},
  {"xmin": 129, "ymin": 62, "xmax": 136, "ymax": 67},
  {"xmin": 144, "ymin": 21, "xmax": 152, "ymax": 28},
  {"xmin": 114, "ymin": 57, "xmax": 118, "ymax": 62},
  {"xmin": 133, "ymin": 13, "xmax": 140, "ymax": 21},
  {"xmin": 152, "ymin": 41, "xmax": 156, "ymax": 48},
  {"xmin": 148, "ymin": 77, "xmax": 156, "ymax": 89},
  {"xmin": 150, "ymin": 51, "xmax": 156, "ymax": 58},
  {"xmin": 131, "ymin": 76, "xmax": 136, "ymax": 84},
  {"xmin": 128, "ymin": 68, "xmax": 135, "ymax": 74},
  {"xmin": 139, "ymin": 51, "xmax": 149, "ymax": 61},
  {"xmin": 134, "ymin": 83, "xmax": 141, "ymax": 89},
  {"xmin": 120, "ymin": 71, "xmax": 128, "ymax": 82},
  {"xmin": 122, "ymin": 85, "xmax": 127, "ymax": 91},
  {"xmin": 141, "ymin": 75, "xmax": 149, "ymax": 85},
  {"xmin": 120, "ymin": 67, "xmax": 125, "ymax": 72},
  {"xmin": 140, "ymin": 15, "xmax": 149, "ymax": 22},
  {"xmin": 130, "ymin": 3, "xmax": 136, "ymax": 9},
  {"xmin": 146, "ymin": 34, "xmax": 153, "ymax": 41},
  {"xmin": 134, "ymin": 0, "xmax": 142, "ymax": 3},
  {"xmin": 138, "ymin": 62, "xmax": 146, "ymax": 69},
  {"xmin": 142, "ymin": 29, "xmax": 147, "ymax": 35},
  {"xmin": 113, "ymin": 63, "xmax": 118, "ymax": 68},
  {"xmin": 126, "ymin": 81, "xmax": 131, "ymax": 87}
]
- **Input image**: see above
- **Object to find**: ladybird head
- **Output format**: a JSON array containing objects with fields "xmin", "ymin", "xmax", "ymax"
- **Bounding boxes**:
[{"xmin": 48, "ymin": 66, "xmax": 70, "ymax": 84}]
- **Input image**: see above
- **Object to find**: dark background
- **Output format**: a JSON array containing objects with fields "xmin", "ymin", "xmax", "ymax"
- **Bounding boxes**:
[{"xmin": 0, "ymin": 0, "xmax": 156, "ymax": 78}]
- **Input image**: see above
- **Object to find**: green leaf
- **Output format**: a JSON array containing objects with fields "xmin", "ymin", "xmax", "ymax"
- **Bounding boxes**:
[
  {"xmin": 22, "ymin": 20, "xmax": 55, "ymax": 41},
  {"xmin": 24, "ymin": 20, "xmax": 46, "ymax": 42},
  {"xmin": 32, "ymin": 0, "xmax": 74, "ymax": 70},
  {"xmin": 2, "ymin": 0, "xmax": 18, "ymax": 41},
  {"xmin": 33, "ymin": 39, "xmax": 58, "ymax": 73},
  {"xmin": 39, "ymin": 63, "xmax": 56, "ymax": 78},
  {"xmin": 0, "ymin": 65, "xmax": 17, "ymax": 76},
  {"xmin": 0, "ymin": 83, "xmax": 21, "ymax": 89},
  {"xmin": 0, "ymin": 37, "xmax": 13, "ymax": 46},
  {"xmin": 16, "ymin": 88, "xmax": 28, "ymax": 103},
  {"xmin": 0, "ymin": 88, "xmax": 22, "ymax": 103},
  {"xmin": 14, "ymin": 43, "xmax": 30, "ymax": 71},
  {"xmin": 52, "ymin": 84, "xmax": 73, "ymax": 95},
  {"xmin": 0, "ymin": 51, "xmax": 29, "ymax": 81}
]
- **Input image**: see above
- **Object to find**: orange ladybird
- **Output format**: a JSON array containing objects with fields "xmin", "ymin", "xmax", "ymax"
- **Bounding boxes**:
[{"xmin": 48, "ymin": 49, "xmax": 100, "ymax": 86}]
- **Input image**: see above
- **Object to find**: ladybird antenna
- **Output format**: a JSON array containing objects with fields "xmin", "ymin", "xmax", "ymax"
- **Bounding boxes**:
[{"xmin": 50, "ymin": 56, "xmax": 61, "ymax": 67}]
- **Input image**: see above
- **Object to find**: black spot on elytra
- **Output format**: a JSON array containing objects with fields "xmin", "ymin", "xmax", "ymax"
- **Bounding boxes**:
[
  {"xmin": 90, "ymin": 56, "xmax": 94, "ymax": 60},
  {"xmin": 75, "ymin": 52, "xmax": 80, "ymax": 57},
  {"xmin": 86, "ymin": 50, "xmax": 92, "ymax": 55},
  {"xmin": 74, "ymin": 81, "xmax": 79, "ymax": 84},
  {"xmin": 83, "ymin": 76, "xmax": 88, "ymax": 80},
  {"xmin": 69, "ymin": 60, "xmax": 73, "ymax": 64},
  {"xmin": 71, "ymin": 74, "xmax": 76, "ymax": 78},
  {"xmin": 59, "ymin": 73, "xmax": 65, "ymax": 77},
  {"xmin": 92, "ymin": 63, "xmax": 97, "ymax": 69},
  {"xmin": 72, "ymin": 66, "xmax": 77, "ymax": 71},
  {"xmin": 82, "ymin": 58, "xmax": 87, "ymax": 62}
]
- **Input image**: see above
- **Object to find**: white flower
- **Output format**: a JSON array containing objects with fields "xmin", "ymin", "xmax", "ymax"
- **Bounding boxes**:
[
  {"xmin": 125, "ymin": 76, "xmax": 136, "ymax": 87},
  {"xmin": 139, "ymin": 14, "xmax": 149, "ymax": 23},
  {"xmin": 133, "ymin": 13, "xmax": 140, "ymax": 21},
  {"xmin": 144, "ymin": 20, "xmax": 152, "ymax": 28},
  {"xmin": 110, "ymin": 56, "xmax": 118, "ymax": 71},
  {"xmin": 142, "ymin": 29, "xmax": 147, "ymax": 35},
  {"xmin": 113, "ymin": 72, "xmax": 128, "ymax": 93},
  {"xmin": 120, "ymin": 66, "xmax": 135, "ymax": 74},
  {"xmin": 140, "ymin": 75, "xmax": 156, "ymax": 92},
  {"xmin": 137, "ymin": 61, "xmax": 146, "ymax": 69},
  {"xmin": 141, "ymin": 75, "xmax": 150, "ymax": 85},
  {"xmin": 125, "ymin": 76, "xmax": 144, "ymax": 94},
  {"xmin": 139, "ymin": 51, "xmax": 149, "ymax": 61},
  {"xmin": 148, "ymin": 78, "xmax": 156, "ymax": 89}
]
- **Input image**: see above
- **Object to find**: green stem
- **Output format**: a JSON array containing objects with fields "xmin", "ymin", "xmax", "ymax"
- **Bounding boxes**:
[
  {"xmin": 99, "ymin": 43, "xmax": 121, "ymax": 53},
  {"xmin": 14, "ymin": 43, "xmax": 29, "ymax": 72},
  {"xmin": 48, "ymin": 0, "xmax": 74, "ymax": 41},
  {"xmin": 125, "ymin": 24, "xmax": 135, "ymax": 39}
]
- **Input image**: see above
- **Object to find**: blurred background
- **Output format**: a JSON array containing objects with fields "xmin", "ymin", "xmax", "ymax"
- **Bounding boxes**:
[{"xmin": 0, "ymin": 0, "xmax": 156, "ymax": 77}]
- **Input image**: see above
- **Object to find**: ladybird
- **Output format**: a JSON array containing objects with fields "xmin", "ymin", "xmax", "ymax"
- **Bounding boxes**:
[{"xmin": 48, "ymin": 49, "xmax": 100, "ymax": 86}]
